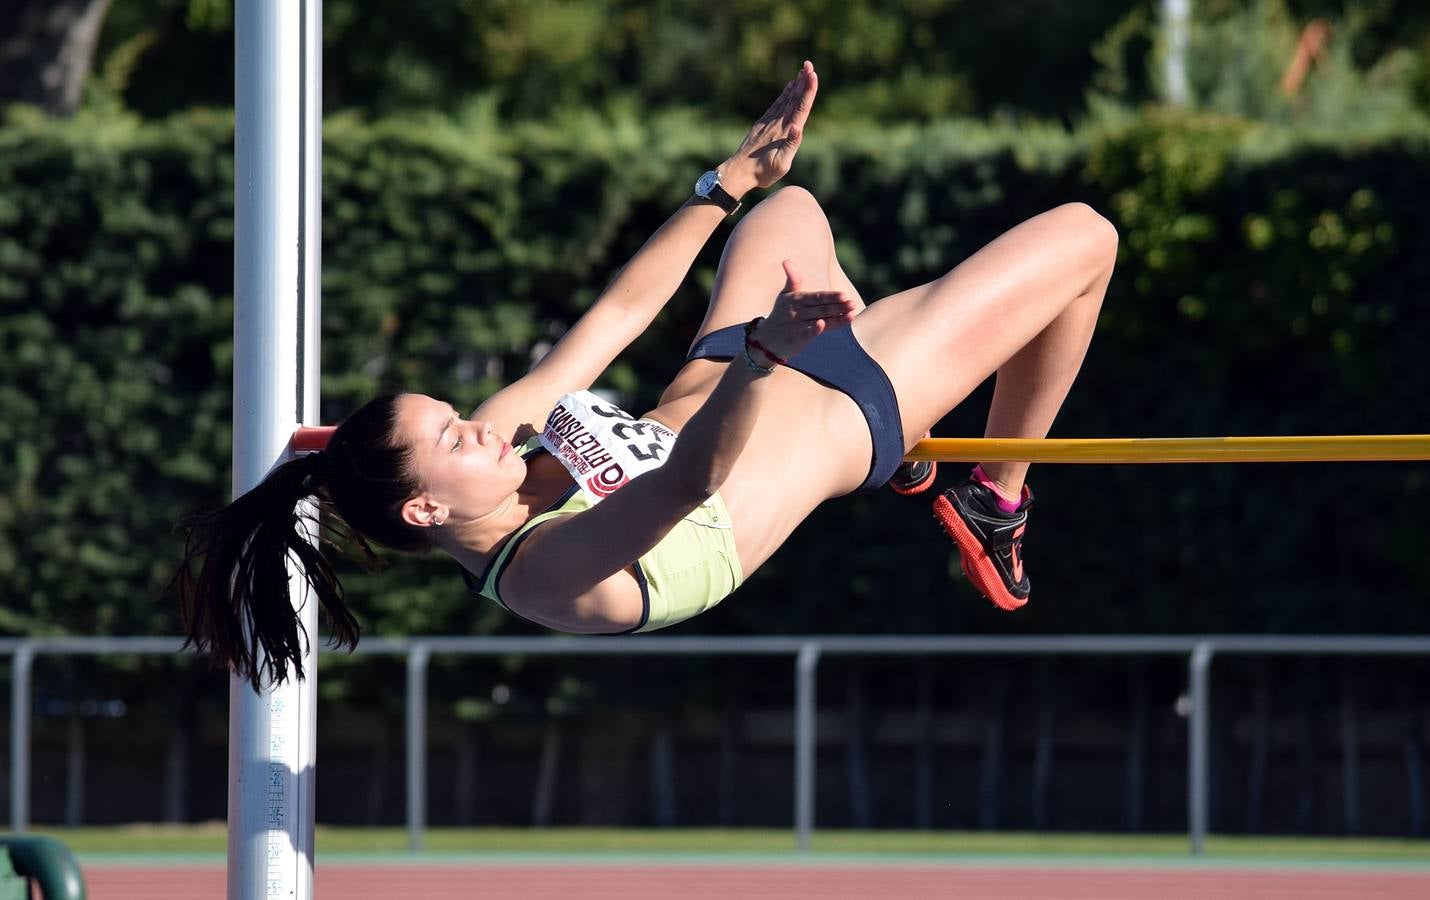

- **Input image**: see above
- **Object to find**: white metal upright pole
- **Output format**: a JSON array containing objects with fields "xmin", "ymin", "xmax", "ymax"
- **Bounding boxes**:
[
  {"xmin": 232, "ymin": 1, "xmax": 322, "ymax": 898},
  {"xmin": 1162, "ymin": 0, "xmax": 1192, "ymax": 108}
]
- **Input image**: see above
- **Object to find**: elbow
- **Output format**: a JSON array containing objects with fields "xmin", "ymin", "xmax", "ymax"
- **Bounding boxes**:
[
  {"xmin": 667, "ymin": 468, "xmax": 721, "ymax": 510},
  {"xmin": 659, "ymin": 454, "xmax": 722, "ymax": 509},
  {"xmin": 580, "ymin": 592, "xmax": 646, "ymax": 634},
  {"xmin": 521, "ymin": 591, "xmax": 645, "ymax": 635}
]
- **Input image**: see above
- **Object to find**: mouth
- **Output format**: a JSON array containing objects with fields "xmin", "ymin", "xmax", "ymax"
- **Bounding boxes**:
[{"xmin": 499, "ymin": 441, "xmax": 510, "ymax": 460}]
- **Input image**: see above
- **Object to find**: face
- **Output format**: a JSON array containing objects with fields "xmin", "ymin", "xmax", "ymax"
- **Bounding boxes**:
[{"xmin": 393, "ymin": 394, "xmax": 526, "ymax": 528}]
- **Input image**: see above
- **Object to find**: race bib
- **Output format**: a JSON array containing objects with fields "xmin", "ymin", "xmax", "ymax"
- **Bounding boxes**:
[{"xmin": 540, "ymin": 391, "xmax": 678, "ymax": 499}]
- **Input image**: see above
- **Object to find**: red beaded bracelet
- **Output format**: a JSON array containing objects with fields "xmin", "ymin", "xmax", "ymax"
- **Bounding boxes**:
[{"xmin": 743, "ymin": 317, "xmax": 787, "ymax": 367}]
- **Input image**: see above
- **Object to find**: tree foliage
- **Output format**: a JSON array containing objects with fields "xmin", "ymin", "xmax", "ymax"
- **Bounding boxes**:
[
  {"xmin": 84, "ymin": 0, "xmax": 1430, "ymax": 126},
  {"xmin": 1092, "ymin": 0, "xmax": 1430, "ymax": 127},
  {"xmin": 90, "ymin": 0, "xmax": 1137, "ymax": 122},
  {"xmin": 2, "ymin": 106, "xmax": 1428, "ymax": 647}
]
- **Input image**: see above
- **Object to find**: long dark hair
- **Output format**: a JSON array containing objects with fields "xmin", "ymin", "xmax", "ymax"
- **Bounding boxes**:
[{"xmin": 171, "ymin": 393, "xmax": 433, "ymax": 691}]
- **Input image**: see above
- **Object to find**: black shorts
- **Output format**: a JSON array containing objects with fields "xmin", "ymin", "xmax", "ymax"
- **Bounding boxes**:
[{"xmin": 685, "ymin": 323, "xmax": 906, "ymax": 494}]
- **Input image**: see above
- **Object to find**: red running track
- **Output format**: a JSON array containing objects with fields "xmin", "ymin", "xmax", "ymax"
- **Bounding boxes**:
[{"xmin": 82, "ymin": 863, "xmax": 1430, "ymax": 899}]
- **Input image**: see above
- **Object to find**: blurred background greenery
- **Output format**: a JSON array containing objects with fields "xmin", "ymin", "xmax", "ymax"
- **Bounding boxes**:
[
  {"xmin": 3, "ymin": 0, "xmax": 1430, "ymax": 831},
  {"xmin": 79, "ymin": 0, "xmax": 1430, "ymax": 124},
  {"xmin": 5, "ymin": 0, "xmax": 1427, "ymax": 639}
]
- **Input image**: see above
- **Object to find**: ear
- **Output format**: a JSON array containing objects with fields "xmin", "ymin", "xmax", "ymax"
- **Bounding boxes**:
[{"xmin": 399, "ymin": 495, "xmax": 448, "ymax": 528}]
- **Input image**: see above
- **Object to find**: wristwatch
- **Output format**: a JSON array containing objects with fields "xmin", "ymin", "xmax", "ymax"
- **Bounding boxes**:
[{"xmin": 694, "ymin": 169, "xmax": 742, "ymax": 215}]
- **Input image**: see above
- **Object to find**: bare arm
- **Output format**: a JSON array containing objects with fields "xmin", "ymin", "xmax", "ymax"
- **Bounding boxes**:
[
  {"xmin": 502, "ymin": 263, "xmax": 854, "ymax": 630},
  {"xmin": 473, "ymin": 62, "xmax": 821, "ymax": 438},
  {"xmin": 500, "ymin": 361, "xmax": 772, "ymax": 632},
  {"xmin": 470, "ymin": 198, "xmax": 730, "ymax": 434}
]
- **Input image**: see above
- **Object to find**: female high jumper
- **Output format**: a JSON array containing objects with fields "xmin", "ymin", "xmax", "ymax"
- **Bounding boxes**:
[{"xmin": 175, "ymin": 61, "xmax": 1117, "ymax": 689}]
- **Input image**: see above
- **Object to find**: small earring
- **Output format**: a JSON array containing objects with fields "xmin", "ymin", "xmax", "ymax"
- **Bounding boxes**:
[{"xmin": 432, "ymin": 517, "xmax": 444, "ymax": 527}]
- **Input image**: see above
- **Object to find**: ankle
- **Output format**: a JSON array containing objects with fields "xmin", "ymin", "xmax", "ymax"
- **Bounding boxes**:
[{"xmin": 971, "ymin": 464, "xmax": 1023, "ymax": 513}]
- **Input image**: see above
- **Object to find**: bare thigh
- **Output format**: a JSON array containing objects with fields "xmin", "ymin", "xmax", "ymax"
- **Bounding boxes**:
[
  {"xmin": 651, "ymin": 184, "xmax": 874, "ymax": 494},
  {"xmin": 647, "ymin": 187, "xmax": 877, "ymax": 572},
  {"xmin": 646, "ymin": 200, "xmax": 1117, "ymax": 578},
  {"xmin": 851, "ymin": 203, "xmax": 1119, "ymax": 450}
]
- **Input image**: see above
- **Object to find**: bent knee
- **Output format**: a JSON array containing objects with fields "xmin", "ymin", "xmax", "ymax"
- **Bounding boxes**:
[
  {"xmin": 769, "ymin": 184, "xmax": 818, "ymax": 208},
  {"xmin": 757, "ymin": 185, "xmax": 829, "ymax": 227},
  {"xmin": 1055, "ymin": 202, "xmax": 1119, "ymax": 263},
  {"xmin": 734, "ymin": 185, "xmax": 828, "ymax": 235},
  {"xmin": 731, "ymin": 186, "xmax": 840, "ymax": 282}
]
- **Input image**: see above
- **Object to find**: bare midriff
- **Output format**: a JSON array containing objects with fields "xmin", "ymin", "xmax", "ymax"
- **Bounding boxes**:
[{"xmin": 643, "ymin": 358, "xmax": 873, "ymax": 576}]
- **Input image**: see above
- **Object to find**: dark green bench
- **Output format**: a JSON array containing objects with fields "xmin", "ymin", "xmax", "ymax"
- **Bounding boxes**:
[{"xmin": 0, "ymin": 836, "xmax": 85, "ymax": 900}]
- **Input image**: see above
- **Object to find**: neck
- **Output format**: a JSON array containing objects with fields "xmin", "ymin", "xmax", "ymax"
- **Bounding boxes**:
[
  {"xmin": 436, "ymin": 475, "xmax": 570, "ymax": 574},
  {"xmin": 435, "ymin": 494, "xmax": 523, "ymax": 572}
]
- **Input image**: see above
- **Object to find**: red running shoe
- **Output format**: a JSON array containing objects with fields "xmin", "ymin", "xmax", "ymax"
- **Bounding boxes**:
[
  {"xmin": 889, "ymin": 432, "xmax": 937, "ymax": 496},
  {"xmin": 932, "ymin": 478, "xmax": 1034, "ymax": 610},
  {"xmin": 888, "ymin": 459, "xmax": 937, "ymax": 496}
]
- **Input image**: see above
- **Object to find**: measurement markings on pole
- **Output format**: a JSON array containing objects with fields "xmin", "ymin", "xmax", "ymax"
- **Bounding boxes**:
[{"xmin": 266, "ymin": 693, "xmax": 289, "ymax": 897}]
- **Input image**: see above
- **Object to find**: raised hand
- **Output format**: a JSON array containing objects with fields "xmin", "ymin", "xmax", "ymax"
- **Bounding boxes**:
[
  {"xmin": 748, "ymin": 260, "xmax": 854, "ymax": 364},
  {"xmin": 719, "ymin": 61, "xmax": 819, "ymax": 198}
]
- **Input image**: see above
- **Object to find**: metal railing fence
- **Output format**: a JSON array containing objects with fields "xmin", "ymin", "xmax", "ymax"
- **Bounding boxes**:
[{"xmin": 3, "ymin": 635, "xmax": 1428, "ymax": 854}]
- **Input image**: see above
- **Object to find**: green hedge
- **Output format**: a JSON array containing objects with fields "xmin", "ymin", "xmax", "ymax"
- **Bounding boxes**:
[{"xmin": 2, "ymin": 106, "xmax": 1428, "ymax": 654}]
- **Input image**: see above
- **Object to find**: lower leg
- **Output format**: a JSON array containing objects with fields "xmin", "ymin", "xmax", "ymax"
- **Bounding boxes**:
[
  {"xmin": 975, "ymin": 265, "xmax": 1113, "ymax": 499},
  {"xmin": 932, "ymin": 296, "xmax": 1111, "ymax": 607}
]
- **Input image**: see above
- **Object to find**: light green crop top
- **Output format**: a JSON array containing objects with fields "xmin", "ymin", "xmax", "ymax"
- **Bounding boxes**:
[{"xmin": 461, "ymin": 437, "xmax": 744, "ymax": 633}]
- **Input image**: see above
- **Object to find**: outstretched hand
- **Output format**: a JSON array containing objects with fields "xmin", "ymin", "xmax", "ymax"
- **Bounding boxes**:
[
  {"xmin": 749, "ymin": 260, "xmax": 855, "ymax": 364},
  {"xmin": 720, "ymin": 61, "xmax": 819, "ymax": 197}
]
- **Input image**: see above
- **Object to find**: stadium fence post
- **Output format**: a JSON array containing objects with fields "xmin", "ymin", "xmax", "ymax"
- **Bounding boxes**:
[
  {"xmin": 8, "ymin": 641, "xmax": 35, "ymax": 833},
  {"xmin": 795, "ymin": 642, "xmax": 822, "ymax": 853},
  {"xmin": 407, "ymin": 643, "xmax": 431, "ymax": 852},
  {"xmin": 1188, "ymin": 641, "xmax": 1215, "ymax": 855}
]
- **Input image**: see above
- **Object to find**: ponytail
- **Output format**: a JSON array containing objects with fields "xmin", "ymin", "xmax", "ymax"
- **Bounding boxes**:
[
  {"xmin": 172, "ymin": 451, "xmax": 362, "ymax": 692},
  {"xmin": 172, "ymin": 393, "xmax": 429, "ymax": 691}
]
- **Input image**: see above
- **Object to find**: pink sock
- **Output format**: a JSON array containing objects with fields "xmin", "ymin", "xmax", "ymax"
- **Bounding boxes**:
[{"xmin": 971, "ymin": 465, "xmax": 1023, "ymax": 513}]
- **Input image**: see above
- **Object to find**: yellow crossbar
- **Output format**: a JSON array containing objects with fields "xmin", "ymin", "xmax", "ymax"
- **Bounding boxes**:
[{"xmin": 906, "ymin": 435, "xmax": 1430, "ymax": 464}]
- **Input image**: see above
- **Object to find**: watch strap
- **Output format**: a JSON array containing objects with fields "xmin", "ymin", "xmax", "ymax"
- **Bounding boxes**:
[{"xmin": 704, "ymin": 182, "xmax": 741, "ymax": 215}]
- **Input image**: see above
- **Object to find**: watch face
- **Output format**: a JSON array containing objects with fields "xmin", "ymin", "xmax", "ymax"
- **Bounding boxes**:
[{"xmin": 695, "ymin": 170, "xmax": 718, "ymax": 197}]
